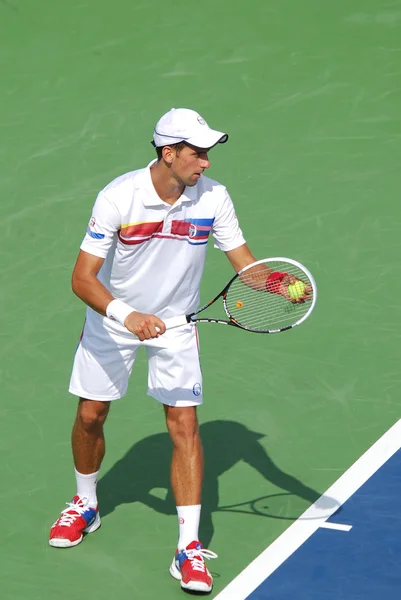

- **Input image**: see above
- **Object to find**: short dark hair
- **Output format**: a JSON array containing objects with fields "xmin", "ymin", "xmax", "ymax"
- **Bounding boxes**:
[{"xmin": 155, "ymin": 141, "xmax": 187, "ymax": 161}]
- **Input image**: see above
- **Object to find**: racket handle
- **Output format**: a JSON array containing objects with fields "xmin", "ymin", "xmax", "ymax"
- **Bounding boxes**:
[
  {"xmin": 162, "ymin": 316, "xmax": 189, "ymax": 330},
  {"xmin": 133, "ymin": 316, "xmax": 188, "ymax": 336}
]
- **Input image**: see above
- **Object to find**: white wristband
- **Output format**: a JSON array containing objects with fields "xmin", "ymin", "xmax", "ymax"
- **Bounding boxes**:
[{"xmin": 106, "ymin": 299, "xmax": 135, "ymax": 327}]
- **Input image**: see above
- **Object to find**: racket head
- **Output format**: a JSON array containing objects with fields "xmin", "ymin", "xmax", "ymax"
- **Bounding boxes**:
[
  {"xmin": 223, "ymin": 257, "xmax": 317, "ymax": 333},
  {"xmin": 218, "ymin": 492, "xmax": 338, "ymax": 520}
]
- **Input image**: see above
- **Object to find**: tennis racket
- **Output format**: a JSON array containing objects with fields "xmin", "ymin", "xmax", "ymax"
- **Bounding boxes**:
[
  {"xmin": 163, "ymin": 257, "xmax": 317, "ymax": 334},
  {"xmin": 218, "ymin": 492, "xmax": 338, "ymax": 520}
]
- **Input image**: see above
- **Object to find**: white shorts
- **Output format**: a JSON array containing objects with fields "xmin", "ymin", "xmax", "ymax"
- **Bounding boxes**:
[{"xmin": 69, "ymin": 309, "xmax": 203, "ymax": 407}]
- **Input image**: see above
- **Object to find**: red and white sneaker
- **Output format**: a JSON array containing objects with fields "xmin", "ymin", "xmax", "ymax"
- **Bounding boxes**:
[
  {"xmin": 169, "ymin": 540, "xmax": 218, "ymax": 593},
  {"xmin": 49, "ymin": 495, "xmax": 100, "ymax": 548}
]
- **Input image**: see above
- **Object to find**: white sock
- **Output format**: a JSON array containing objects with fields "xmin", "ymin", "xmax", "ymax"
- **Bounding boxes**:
[
  {"xmin": 176, "ymin": 505, "xmax": 202, "ymax": 550},
  {"xmin": 75, "ymin": 468, "xmax": 99, "ymax": 508}
]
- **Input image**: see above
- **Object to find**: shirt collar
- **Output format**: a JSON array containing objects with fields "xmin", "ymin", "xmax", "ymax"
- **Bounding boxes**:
[{"xmin": 140, "ymin": 160, "xmax": 198, "ymax": 207}]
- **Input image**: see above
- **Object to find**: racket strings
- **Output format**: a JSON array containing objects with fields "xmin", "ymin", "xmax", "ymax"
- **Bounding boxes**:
[
  {"xmin": 230, "ymin": 293, "xmax": 306, "ymax": 322},
  {"xmin": 227, "ymin": 291, "xmax": 306, "ymax": 329},
  {"xmin": 226, "ymin": 293, "xmax": 308, "ymax": 330},
  {"xmin": 225, "ymin": 263, "xmax": 313, "ymax": 331},
  {"xmin": 231, "ymin": 280, "xmax": 307, "ymax": 317}
]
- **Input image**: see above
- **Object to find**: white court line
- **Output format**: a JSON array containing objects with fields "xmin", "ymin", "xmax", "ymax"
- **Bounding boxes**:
[
  {"xmin": 319, "ymin": 522, "xmax": 352, "ymax": 532},
  {"xmin": 214, "ymin": 419, "xmax": 401, "ymax": 600}
]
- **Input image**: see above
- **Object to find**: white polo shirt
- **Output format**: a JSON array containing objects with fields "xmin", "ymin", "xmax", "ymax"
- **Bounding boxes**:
[{"xmin": 80, "ymin": 161, "xmax": 245, "ymax": 324}]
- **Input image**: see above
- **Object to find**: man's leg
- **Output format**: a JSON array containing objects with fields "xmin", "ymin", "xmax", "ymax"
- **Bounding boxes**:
[
  {"xmin": 72, "ymin": 398, "xmax": 110, "ymax": 505},
  {"xmin": 148, "ymin": 329, "xmax": 204, "ymax": 530},
  {"xmin": 165, "ymin": 405, "xmax": 217, "ymax": 593},
  {"xmin": 50, "ymin": 308, "xmax": 139, "ymax": 548},
  {"xmin": 49, "ymin": 398, "xmax": 110, "ymax": 548},
  {"xmin": 147, "ymin": 327, "xmax": 216, "ymax": 591},
  {"xmin": 72, "ymin": 398, "xmax": 110, "ymax": 472},
  {"xmin": 164, "ymin": 405, "xmax": 203, "ymax": 508}
]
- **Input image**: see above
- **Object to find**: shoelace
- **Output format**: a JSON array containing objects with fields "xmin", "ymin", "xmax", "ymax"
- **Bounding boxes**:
[
  {"xmin": 54, "ymin": 498, "xmax": 90, "ymax": 528},
  {"xmin": 185, "ymin": 548, "xmax": 218, "ymax": 572}
]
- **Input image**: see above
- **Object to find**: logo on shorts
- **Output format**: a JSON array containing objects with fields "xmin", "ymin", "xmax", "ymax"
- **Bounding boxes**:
[
  {"xmin": 89, "ymin": 216, "xmax": 96, "ymax": 228},
  {"xmin": 192, "ymin": 383, "xmax": 202, "ymax": 397},
  {"xmin": 179, "ymin": 517, "xmax": 185, "ymax": 524},
  {"xmin": 197, "ymin": 116, "xmax": 206, "ymax": 125},
  {"xmin": 189, "ymin": 224, "xmax": 197, "ymax": 238}
]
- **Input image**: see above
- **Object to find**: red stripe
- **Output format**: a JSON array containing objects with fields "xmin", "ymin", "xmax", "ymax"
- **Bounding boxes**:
[
  {"xmin": 171, "ymin": 221, "xmax": 212, "ymax": 239},
  {"xmin": 171, "ymin": 221, "xmax": 190, "ymax": 236},
  {"xmin": 153, "ymin": 233, "xmax": 207, "ymax": 242},
  {"xmin": 118, "ymin": 232, "xmax": 152, "ymax": 245},
  {"xmin": 117, "ymin": 232, "xmax": 209, "ymax": 246},
  {"xmin": 120, "ymin": 221, "xmax": 163, "ymax": 237},
  {"xmin": 194, "ymin": 225, "xmax": 212, "ymax": 231}
]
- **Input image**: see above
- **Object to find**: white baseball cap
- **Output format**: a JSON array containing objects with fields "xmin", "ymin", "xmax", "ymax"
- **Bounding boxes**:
[{"xmin": 152, "ymin": 108, "xmax": 228, "ymax": 149}]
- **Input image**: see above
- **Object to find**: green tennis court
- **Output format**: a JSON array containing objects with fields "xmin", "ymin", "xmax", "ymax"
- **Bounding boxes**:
[{"xmin": 1, "ymin": 1, "xmax": 400, "ymax": 598}]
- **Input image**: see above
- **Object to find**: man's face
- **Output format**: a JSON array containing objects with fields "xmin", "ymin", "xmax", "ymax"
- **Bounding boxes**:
[{"xmin": 169, "ymin": 144, "xmax": 211, "ymax": 187}]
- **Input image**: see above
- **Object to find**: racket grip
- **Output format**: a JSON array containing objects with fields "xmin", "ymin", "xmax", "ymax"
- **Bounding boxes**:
[{"xmin": 162, "ymin": 316, "xmax": 189, "ymax": 330}]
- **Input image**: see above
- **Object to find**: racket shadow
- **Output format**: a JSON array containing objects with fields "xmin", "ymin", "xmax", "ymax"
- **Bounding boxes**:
[{"xmin": 98, "ymin": 420, "xmax": 334, "ymax": 547}]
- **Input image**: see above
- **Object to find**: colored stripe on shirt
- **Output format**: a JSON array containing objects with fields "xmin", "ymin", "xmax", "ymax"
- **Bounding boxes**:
[
  {"xmin": 171, "ymin": 218, "xmax": 214, "ymax": 242},
  {"xmin": 120, "ymin": 221, "xmax": 164, "ymax": 237},
  {"xmin": 118, "ymin": 221, "xmax": 164, "ymax": 245},
  {"xmin": 86, "ymin": 228, "xmax": 105, "ymax": 239}
]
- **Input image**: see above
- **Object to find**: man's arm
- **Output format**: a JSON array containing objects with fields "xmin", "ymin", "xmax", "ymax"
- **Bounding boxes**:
[
  {"xmin": 225, "ymin": 244, "xmax": 275, "ymax": 291},
  {"xmin": 225, "ymin": 243, "xmax": 258, "ymax": 272},
  {"xmin": 72, "ymin": 250, "xmax": 165, "ymax": 340},
  {"xmin": 225, "ymin": 244, "xmax": 308, "ymax": 301},
  {"xmin": 72, "ymin": 250, "xmax": 113, "ymax": 315}
]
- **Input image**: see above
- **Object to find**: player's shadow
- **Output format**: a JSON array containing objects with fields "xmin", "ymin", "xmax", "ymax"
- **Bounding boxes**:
[{"xmin": 98, "ymin": 420, "xmax": 337, "ymax": 547}]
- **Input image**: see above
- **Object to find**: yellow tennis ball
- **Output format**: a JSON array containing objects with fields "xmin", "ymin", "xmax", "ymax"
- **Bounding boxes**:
[
  {"xmin": 288, "ymin": 280, "xmax": 306, "ymax": 299},
  {"xmin": 236, "ymin": 300, "xmax": 244, "ymax": 308}
]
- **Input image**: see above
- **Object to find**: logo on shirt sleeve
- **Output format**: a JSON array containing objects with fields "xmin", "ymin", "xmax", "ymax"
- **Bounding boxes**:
[{"xmin": 87, "ymin": 216, "xmax": 105, "ymax": 240}]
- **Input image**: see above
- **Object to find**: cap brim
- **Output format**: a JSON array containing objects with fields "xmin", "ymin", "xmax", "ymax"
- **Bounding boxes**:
[
  {"xmin": 152, "ymin": 130, "xmax": 228, "ymax": 149},
  {"xmin": 186, "ymin": 131, "xmax": 228, "ymax": 150}
]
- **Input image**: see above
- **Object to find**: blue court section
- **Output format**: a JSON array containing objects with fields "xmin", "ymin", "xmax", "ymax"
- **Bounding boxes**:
[{"xmin": 248, "ymin": 449, "xmax": 401, "ymax": 599}]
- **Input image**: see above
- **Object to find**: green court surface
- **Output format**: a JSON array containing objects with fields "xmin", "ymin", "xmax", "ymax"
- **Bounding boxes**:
[{"xmin": 1, "ymin": 1, "xmax": 400, "ymax": 598}]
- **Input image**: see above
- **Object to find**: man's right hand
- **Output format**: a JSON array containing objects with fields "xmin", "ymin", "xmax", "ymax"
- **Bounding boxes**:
[{"xmin": 124, "ymin": 312, "xmax": 166, "ymax": 341}]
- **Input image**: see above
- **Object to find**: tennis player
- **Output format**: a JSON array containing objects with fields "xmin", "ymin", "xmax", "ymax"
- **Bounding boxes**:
[{"xmin": 49, "ymin": 108, "xmax": 259, "ymax": 593}]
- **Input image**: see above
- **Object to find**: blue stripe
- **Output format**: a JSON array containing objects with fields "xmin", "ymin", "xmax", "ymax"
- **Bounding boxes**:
[
  {"xmin": 87, "ymin": 228, "xmax": 105, "ymax": 239},
  {"xmin": 81, "ymin": 507, "xmax": 97, "ymax": 526},
  {"xmin": 188, "ymin": 240, "xmax": 209, "ymax": 245},
  {"xmin": 184, "ymin": 218, "xmax": 215, "ymax": 226},
  {"xmin": 176, "ymin": 550, "xmax": 188, "ymax": 570}
]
